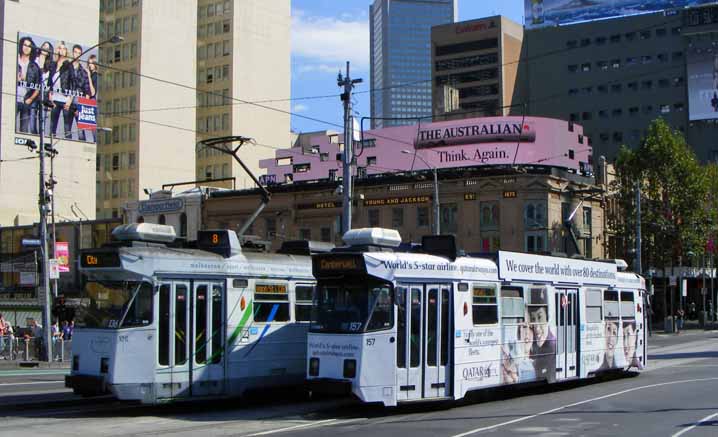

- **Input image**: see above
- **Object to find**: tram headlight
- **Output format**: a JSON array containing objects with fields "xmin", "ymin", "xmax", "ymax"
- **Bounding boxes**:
[
  {"xmin": 309, "ymin": 357, "xmax": 320, "ymax": 376},
  {"xmin": 100, "ymin": 357, "xmax": 109, "ymax": 374},
  {"xmin": 343, "ymin": 359, "xmax": 356, "ymax": 379}
]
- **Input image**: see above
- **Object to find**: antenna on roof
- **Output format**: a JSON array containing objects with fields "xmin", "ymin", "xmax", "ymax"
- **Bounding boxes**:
[{"xmin": 198, "ymin": 136, "xmax": 271, "ymax": 237}]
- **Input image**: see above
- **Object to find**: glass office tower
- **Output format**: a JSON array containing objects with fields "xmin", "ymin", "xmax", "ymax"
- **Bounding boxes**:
[{"xmin": 370, "ymin": 0, "xmax": 456, "ymax": 128}]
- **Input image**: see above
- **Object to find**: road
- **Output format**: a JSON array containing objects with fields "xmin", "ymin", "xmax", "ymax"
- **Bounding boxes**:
[{"xmin": 0, "ymin": 330, "xmax": 716, "ymax": 436}]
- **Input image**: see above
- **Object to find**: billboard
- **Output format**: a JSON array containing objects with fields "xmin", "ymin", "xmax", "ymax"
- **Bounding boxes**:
[
  {"xmin": 687, "ymin": 47, "xmax": 718, "ymax": 120},
  {"xmin": 16, "ymin": 32, "xmax": 98, "ymax": 143},
  {"xmin": 525, "ymin": 1, "xmax": 717, "ymax": 29}
]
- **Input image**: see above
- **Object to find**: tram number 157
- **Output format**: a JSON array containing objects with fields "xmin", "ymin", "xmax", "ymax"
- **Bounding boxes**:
[{"xmin": 366, "ymin": 338, "xmax": 375, "ymax": 346}]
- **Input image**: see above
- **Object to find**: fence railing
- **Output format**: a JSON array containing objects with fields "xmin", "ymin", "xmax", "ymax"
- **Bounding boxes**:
[{"xmin": 0, "ymin": 336, "xmax": 72, "ymax": 362}]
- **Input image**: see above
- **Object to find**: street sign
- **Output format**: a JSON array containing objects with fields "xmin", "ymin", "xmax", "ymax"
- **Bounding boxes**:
[
  {"xmin": 14, "ymin": 137, "xmax": 36, "ymax": 147},
  {"xmin": 21, "ymin": 238, "xmax": 41, "ymax": 247},
  {"xmin": 49, "ymin": 259, "xmax": 59, "ymax": 280}
]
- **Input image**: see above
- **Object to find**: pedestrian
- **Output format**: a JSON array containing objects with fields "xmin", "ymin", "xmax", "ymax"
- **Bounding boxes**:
[
  {"xmin": 676, "ymin": 308, "xmax": 685, "ymax": 333},
  {"xmin": 0, "ymin": 313, "xmax": 8, "ymax": 358},
  {"xmin": 51, "ymin": 321, "xmax": 62, "ymax": 360},
  {"xmin": 689, "ymin": 302, "xmax": 697, "ymax": 320},
  {"xmin": 61, "ymin": 320, "xmax": 72, "ymax": 342},
  {"xmin": 27, "ymin": 319, "xmax": 45, "ymax": 361}
]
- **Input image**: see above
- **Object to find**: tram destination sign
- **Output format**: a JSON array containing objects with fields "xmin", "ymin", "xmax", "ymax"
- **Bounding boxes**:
[
  {"xmin": 498, "ymin": 251, "xmax": 617, "ymax": 286},
  {"xmin": 138, "ymin": 198, "xmax": 184, "ymax": 215},
  {"xmin": 80, "ymin": 251, "xmax": 121, "ymax": 268},
  {"xmin": 313, "ymin": 255, "xmax": 366, "ymax": 277}
]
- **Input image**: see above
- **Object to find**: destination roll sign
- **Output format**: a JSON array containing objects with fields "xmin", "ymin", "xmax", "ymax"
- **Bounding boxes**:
[
  {"xmin": 80, "ymin": 251, "xmax": 121, "ymax": 268},
  {"xmin": 313, "ymin": 255, "xmax": 366, "ymax": 277}
]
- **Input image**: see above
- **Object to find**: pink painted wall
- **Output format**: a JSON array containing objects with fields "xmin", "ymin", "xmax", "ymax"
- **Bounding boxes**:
[{"xmin": 260, "ymin": 116, "xmax": 591, "ymax": 184}]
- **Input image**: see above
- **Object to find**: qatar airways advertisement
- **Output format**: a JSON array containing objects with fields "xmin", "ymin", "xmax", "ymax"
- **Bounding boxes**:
[{"xmin": 15, "ymin": 32, "xmax": 98, "ymax": 143}]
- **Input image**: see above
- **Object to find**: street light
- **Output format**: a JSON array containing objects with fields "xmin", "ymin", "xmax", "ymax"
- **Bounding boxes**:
[
  {"xmin": 37, "ymin": 35, "xmax": 122, "ymax": 362},
  {"xmin": 402, "ymin": 150, "xmax": 440, "ymax": 235}
]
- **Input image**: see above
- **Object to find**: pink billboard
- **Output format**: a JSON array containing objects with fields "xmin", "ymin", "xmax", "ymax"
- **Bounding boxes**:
[
  {"xmin": 56, "ymin": 241, "xmax": 70, "ymax": 273},
  {"xmin": 260, "ymin": 116, "xmax": 592, "ymax": 184}
]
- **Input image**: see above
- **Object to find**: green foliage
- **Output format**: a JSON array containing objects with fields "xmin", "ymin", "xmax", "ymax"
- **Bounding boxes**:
[{"xmin": 612, "ymin": 119, "xmax": 712, "ymax": 270}]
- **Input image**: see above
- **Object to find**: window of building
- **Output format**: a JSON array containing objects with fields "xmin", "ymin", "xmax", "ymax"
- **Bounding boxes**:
[
  {"xmin": 367, "ymin": 156, "xmax": 377, "ymax": 166},
  {"xmin": 597, "ymin": 60, "xmax": 608, "ymax": 71},
  {"xmin": 417, "ymin": 207, "xmax": 429, "ymax": 227},
  {"xmin": 368, "ymin": 209, "xmax": 380, "ymax": 227},
  {"xmin": 643, "ymin": 105, "xmax": 654, "ymax": 114},
  {"xmin": 299, "ymin": 229, "xmax": 311, "ymax": 240},
  {"xmin": 525, "ymin": 232, "xmax": 546, "ymax": 253},
  {"xmin": 611, "ymin": 59, "xmax": 621, "ymax": 69},
  {"xmin": 112, "ymin": 153, "xmax": 119, "ymax": 171},
  {"xmin": 320, "ymin": 227, "xmax": 331, "ymax": 242},
  {"xmin": 660, "ymin": 104, "xmax": 670, "ymax": 114},
  {"xmin": 569, "ymin": 113, "xmax": 578, "ymax": 122},
  {"xmin": 640, "ymin": 30, "xmax": 651, "ymax": 40},
  {"xmin": 524, "ymin": 201, "xmax": 546, "ymax": 228},
  {"xmin": 673, "ymin": 77, "xmax": 684, "ymax": 87},
  {"xmin": 672, "ymin": 27, "xmax": 681, "ymax": 36},
  {"xmin": 568, "ymin": 88, "xmax": 579, "ymax": 96},
  {"xmin": 611, "ymin": 84, "xmax": 622, "ymax": 93},
  {"xmin": 580, "ymin": 38, "xmax": 591, "ymax": 47},
  {"xmin": 641, "ymin": 80, "xmax": 653, "ymax": 90},
  {"xmin": 581, "ymin": 62, "xmax": 591, "ymax": 72},
  {"xmin": 674, "ymin": 103, "xmax": 685, "ymax": 112},
  {"xmin": 392, "ymin": 208, "xmax": 404, "ymax": 228},
  {"xmin": 599, "ymin": 109, "xmax": 608, "ymax": 118},
  {"xmin": 581, "ymin": 87, "xmax": 592, "ymax": 95},
  {"xmin": 111, "ymin": 181, "xmax": 119, "ymax": 198},
  {"xmin": 610, "ymin": 34, "xmax": 621, "ymax": 43},
  {"xmin": 672, "ymin": 51, "xmax": 684, "ymax": 61},
  {"xmin": 265, "ymin": 217, "xmax": 276, "ymax": 239},
  {"xmin": 441, "ymin": 203, "xmax": 458, "ymax": 234},
  {"xmin": 625, "ymin": 31, "xmax": 636, "ymax": 41},
  {"xmin": 598, "ymin": 85, "xmax": 608, "ymax": 93},
  {"xmin": 179, "ymin": 213, "xmax": 187, "ymax": 237},
  {"xmin": 595, "ymin": 36, "xmax": 607, "ymax": 45},
  {"xmin": 582, "ymin": 112, "xmax": 592, "ymax": 120},
  {"xmin": 629, "ymin": 106, "xmax": 639, "ymax": 116},
  {"xmin": 613, "ymin": 131, "xmax": 623, "ymax": 142},
  {"xmin": 659, "ymin": 78, "xmax": 670, "ymax": 88},
  {"xmin": 472, "ymin": 286, "xmax": 498, "ymax": 325},
  {"xmin": 627, "ymin": 81, "xmax": 638, "ymax": 91},
  {"xmin": 566, "ymin": 40, "xmax": 577, "ymax": 48},
  {"xmin": 480, "ymin": 202, "xmax": 499, "ymax": 229},
  {"xmin": 641, "ymin": 55, "xmax": 652, "ymax": 64},
  {"xmin": 567, "ymin": 64, "xmax": 578, "ymax": 73}
]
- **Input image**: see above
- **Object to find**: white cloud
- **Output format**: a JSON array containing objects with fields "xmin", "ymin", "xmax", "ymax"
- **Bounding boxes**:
[
  {"xmin": 293, "ymin": 103, "xmax": 309, "ymax": 113},
  {"xmin": 292, "ymin": 9, "xmax": 370, "ymax": 73}
]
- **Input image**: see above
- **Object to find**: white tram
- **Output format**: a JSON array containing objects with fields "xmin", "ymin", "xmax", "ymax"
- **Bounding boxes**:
[
  {"xmin": 66, "ymin": 224, "xmax": 325, "ymax": 404},
  {"xmin": 307, "ymin": 228, "xmax": 647, "ymax": 406}
]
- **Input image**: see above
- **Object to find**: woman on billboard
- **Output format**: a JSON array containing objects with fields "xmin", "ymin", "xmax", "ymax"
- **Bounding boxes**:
[
  {"xmin": 16, "ymin": 36, "xmax": 41, "ymax": 134},
  {"xmin": 49, "ymin": 41, "xmax": 75, "ymax": 139}
]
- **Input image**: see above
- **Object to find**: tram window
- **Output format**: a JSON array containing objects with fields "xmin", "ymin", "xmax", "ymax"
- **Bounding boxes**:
[
  {"xmin": 427, "ymin": 288, "xmax": 438, "ymax": 366},
  {"xmin": 254, "ymin": 282, "xmax": 290, "ymax": 323},
  {"xmin": 210, "ymin": 285, "xmax": 223, "ymax": 364},
  {"xmin": 159, "ymin": 284, "xmax": 170, "ymax": 366},
  {"xmin": 78, "ymin": 281, "xmax": 153, "ymax": 329},
  {"xmin": 410, "ymin": 288, "xmax": 421, "ymax": 367},
  {"xmin": 586, "ymin": 289, "xmax": 603, "ymax": 322},
  {"xmin": 604, "ymin": 290, "xmax": 620, "ymax": 318},
  {"xmin": 441, "ymin": 289, "xmax": 450, "ymax": 366},
  {"xmin": 175, "ymin": 284, "xmax": 188, "ymax": 365},
  {"xmin": 294, "ymin": 285, "xmax": 314, "ymax": 322},
  {"xmin": 620, "ymin": 291, "xmax": 635, "ymax": 319},
  {"xmin": 397, "ymin": 287, "xmax": 407, "ymax": 369},
  {"xmin": 501, "ymin": 287, "xmax": 525, "ymax": 320},
  {"xmin": 195, "ymin": 285, "xmax": 208, "ymax": 364},
  {"xmin": 366, "ymin": 286, "xmax": 394, "ymax": 331},
  {"xmin": 472, "ymin": 286, "xmax": 498, "ymax": 325}
]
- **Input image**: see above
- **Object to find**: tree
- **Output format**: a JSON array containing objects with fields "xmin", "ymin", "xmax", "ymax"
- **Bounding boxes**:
[{"xmin": 612, "ymin": 119, "xmax": 711, "ymax": 271}]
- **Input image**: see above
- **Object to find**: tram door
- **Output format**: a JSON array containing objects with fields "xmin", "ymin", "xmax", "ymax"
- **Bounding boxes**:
[
  {"xmin": 555, "ymin": 288, "xmax": 579, "ymax": 380},
  {"xmin": 156, "ymin": 281, "xmax": 190, "ymax": 399},
  {"xmin": 396, "ymin": 283, "xmax": 452, "ymax": 400},
  {"xmin": 190, "ymin": 281, "xmax": 226, "ymax": 397}
]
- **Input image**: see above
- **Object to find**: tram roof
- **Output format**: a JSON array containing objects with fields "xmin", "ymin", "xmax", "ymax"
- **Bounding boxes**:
[{"xmin": 82, "ymin": 245, "xmax": 314, "ymax": 280}]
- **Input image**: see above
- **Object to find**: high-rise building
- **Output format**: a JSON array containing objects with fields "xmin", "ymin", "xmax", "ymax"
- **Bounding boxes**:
[
  {"xmin": 97, "ymin": 0, "xmax": 197, "ymax": 219},
  {"xmin": 524, "ymin": 5, "xmax": 718, "ymax": 162},
  {"xmin": 0, "ymin": 0, "xmax": 99, "ymax": 226},
  {"xmin": 370, "ymin": 0, "xmax": 457, "ymax": 129},
  {"xmin": 431, "ymin": 16, "xmax": 526, "ymax": 120},
  {"xmin": 195, "ymin": 0, "xmax": 290, "ymax": 190}
]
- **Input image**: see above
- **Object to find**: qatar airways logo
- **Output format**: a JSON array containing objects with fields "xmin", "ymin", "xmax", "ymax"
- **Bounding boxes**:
[{"xmin": 415, "ymin": 122, "xmax": 536, "ymax": 149}]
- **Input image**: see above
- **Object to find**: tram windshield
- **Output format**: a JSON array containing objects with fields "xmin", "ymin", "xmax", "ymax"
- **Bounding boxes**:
[
  {"xmin": 76, "ymin": 281, "xmax": 153, "ymax": 329},
  {"xmin": 310, "ymin": 281, "xmax": 393, "ymax": 333}
]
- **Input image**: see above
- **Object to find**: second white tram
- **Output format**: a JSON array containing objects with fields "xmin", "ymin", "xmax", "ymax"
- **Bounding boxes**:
[
  {"xmin": 307, "ymin": 229, "xmax": 647, "ymax": 406},
  {"xmin": 66, "ymin": 224, "xmax": 324, "ymax": 404}
]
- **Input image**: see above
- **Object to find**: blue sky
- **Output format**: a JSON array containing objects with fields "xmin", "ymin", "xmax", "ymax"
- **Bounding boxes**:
[{"xmin": 290, "ymin": 0, "xmax": 524, "ymax": 133}]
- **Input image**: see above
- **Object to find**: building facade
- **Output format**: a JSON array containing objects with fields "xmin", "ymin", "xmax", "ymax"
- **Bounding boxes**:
[
  {"xmin": 0, "ymin": 218, "xmax": 121, "ymax": 327},
  {"xmin": 431, "ymin": 16, "xmax": 525, "ymax": 120},
  {"xmin": 205, "ymin": 167, "xmax": 606, "ymax": 259},
  {"xmin": 370, "ymin": 0, "xmax": 457, "ymax": 129},
  {"xmin": 0, "ymin": 0, "xmax": 99, "ymax": 226},
  {"xmin": 195, "ymin": 0, "xmax": 291, "ymax": 190},
  {"xmin": 523, "ymin": 4, "xmax": 718, "ymax": 162},
  {"xmin": 96, "ymin": 0, "xmax": 197, "ymax": 219},
  {"xmin": 124, "ymin": 187, "xmax": 209, "ymax": 241}
]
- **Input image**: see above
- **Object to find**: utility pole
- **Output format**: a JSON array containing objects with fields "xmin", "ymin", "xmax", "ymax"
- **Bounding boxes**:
[
  {"xmin": 635, "ymin": 182, "xmax": 642, "ymax": 275},
  {"xmin": 338, "ymin": 62, "xmax": 362, "ymax": 235},
  {"xmin": 38, "ymin": 83, "xmax": 52, "ymax": 362}
]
